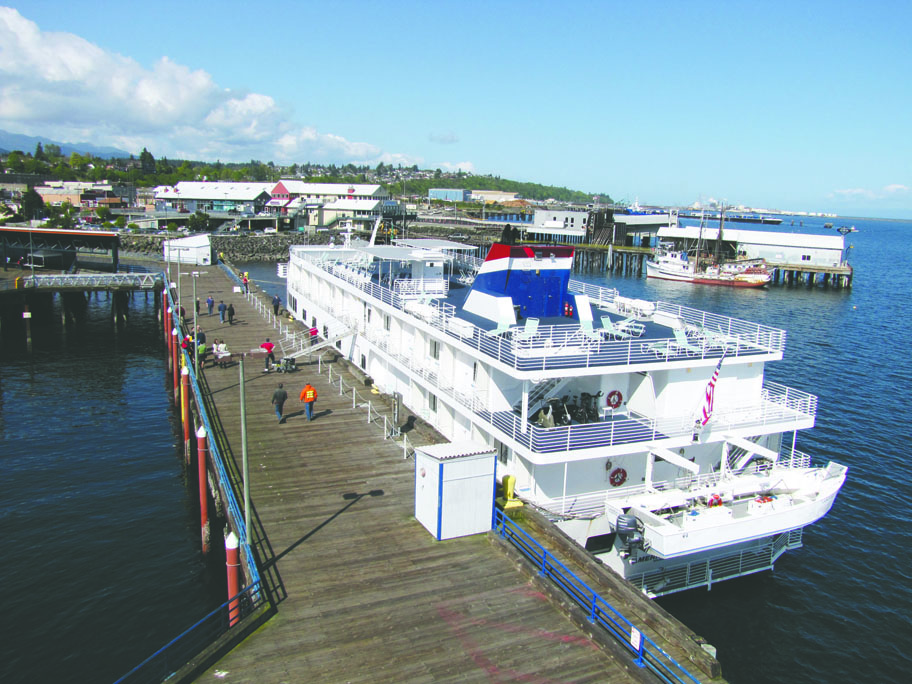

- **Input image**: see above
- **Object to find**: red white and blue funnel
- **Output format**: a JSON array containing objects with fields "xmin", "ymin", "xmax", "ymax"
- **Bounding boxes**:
[{"xmin": 464, "ymin": 244, "xmax": 575, "ymax": 323}]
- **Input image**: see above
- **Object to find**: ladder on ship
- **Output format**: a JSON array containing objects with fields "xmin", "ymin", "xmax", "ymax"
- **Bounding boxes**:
[
  {"xmin": 513, "ymin": 377, "xmax": 566, "ymax": 414},
  {"xmin": 288, "ymin": 325, "xmax": 355, "ymax": 359}
]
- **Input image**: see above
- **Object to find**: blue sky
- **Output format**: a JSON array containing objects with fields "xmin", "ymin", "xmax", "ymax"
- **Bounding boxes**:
[{"xmin": 1, "ymin": 1, "xmax": 910, "ymax": 218}]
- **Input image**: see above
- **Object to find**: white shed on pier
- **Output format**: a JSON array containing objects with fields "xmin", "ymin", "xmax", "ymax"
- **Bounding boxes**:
[
  {"xmin": 163, "ymin": 234, "xmax": 213, "ymax": 266},
  {"xmin": 414, "ymin": 441, "xmax": 497, "ymax": 540}
]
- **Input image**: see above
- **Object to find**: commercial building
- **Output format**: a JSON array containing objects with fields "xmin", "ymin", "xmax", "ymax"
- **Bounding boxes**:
[{"xmin": 154, "ymin": 182, "xmax": 273, "ymax": 215}]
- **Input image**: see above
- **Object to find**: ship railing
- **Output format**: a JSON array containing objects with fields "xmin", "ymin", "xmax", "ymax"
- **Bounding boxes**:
[
  {"xmin": 567, "ymin": 279, "xmax": 620, "ymax": 309},
  {"xmin": 358, "ymin": 323, "xmax": 813, "ymax": 455},
  {"xmin": 493, "ymin": 509, "xmax": 701, "ymax": 684},
  {"xmin": 533, "ymin": 448, "xmax": 817, "ymax": 520},
  {"xmin": 298, "ymin": 254, "xmax": 780, "ymax": 371},
  {"xmin": 393, "ymin": 277, "xmax": 449, "ymax": 298},
  {"xmin": 655, "ymin": 300, "xmax": 786, "ymax": 353}
]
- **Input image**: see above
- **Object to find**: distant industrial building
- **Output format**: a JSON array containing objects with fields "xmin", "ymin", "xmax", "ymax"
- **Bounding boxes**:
[
  {"xmin": 522, "ymin": 209, "xmax": 589, "ymax": 243},
  {"xmin": 471, "ymin": 190, "xmax": 520, "ymax": 204},
  {"xmin": 154, "ymin": 182, "xmax": 273, "ymax": 214},
  {"xmin": 428, "ymin": 188, "xmax": 471, "ymax": 202}
]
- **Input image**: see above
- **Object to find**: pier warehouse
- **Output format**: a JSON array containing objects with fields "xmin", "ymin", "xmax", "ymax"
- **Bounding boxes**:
[{"xmin": 657, "ymin": 225, "xmax": 848, "ymax": 267}]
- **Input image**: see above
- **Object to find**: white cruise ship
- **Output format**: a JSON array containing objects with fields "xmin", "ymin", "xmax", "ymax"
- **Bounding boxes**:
[{"xmin": 284, "ymin": 235, "xmax": 847, "ymax": 597}]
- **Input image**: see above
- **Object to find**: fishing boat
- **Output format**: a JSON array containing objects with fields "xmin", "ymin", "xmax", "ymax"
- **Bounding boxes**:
[
  {"xmin": 646, "ymin": 243, "xmax": 772, "ymax": 287},
  {"xmin": 284, "ymin": 232, "xmax": 846, "ymax": 597},
  {"xmin": 647, "ymin": 210, "xmax": 772, "ymax": 288}
]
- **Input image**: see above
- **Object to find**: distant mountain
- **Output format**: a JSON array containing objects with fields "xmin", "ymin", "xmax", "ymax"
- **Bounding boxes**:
[{"xmin": 0, "ymin": 129, "xmax": 131, "ymax": 158}]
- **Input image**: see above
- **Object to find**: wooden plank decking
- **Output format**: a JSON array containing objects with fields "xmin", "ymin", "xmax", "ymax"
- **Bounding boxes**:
[{"xmin": 178, "ymin": 265, "xmax": 701, "ymax": 683}]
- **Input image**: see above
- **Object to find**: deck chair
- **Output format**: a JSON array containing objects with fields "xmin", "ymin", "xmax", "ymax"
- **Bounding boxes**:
[
  {"xmin": 601, "ymin": 316, "xmax": 632, "ymax": 340},
  {"xmin": 485, "ymin": 320, "xmax": 511, "ymax": 337},
  {"xmin": 513, "ymin": 317, "xmax": 539, "ymax": 342},
  {"xmin": 617, "ymin": 317, "xmax": 646, "ymax": 337},
  {"xmin": 673, "ymin": 328, "xmax": 704, "ymax": 355},
  {"xmin": 579, "ymin": 319, "xmax": 602, "ymax": 343}
]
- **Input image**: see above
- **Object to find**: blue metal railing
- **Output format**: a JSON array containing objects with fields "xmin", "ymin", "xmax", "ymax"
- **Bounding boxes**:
[
  {"xmin": 114, "ymin": 582, "xmax": 266, "ymax": 684},
  {"xmin": 164, "ymin": 286, "xmax": 262, "ymax": 595},
  {"xmin": 493, "ymin": 508, "xmax": 700, "ymax": 684}
]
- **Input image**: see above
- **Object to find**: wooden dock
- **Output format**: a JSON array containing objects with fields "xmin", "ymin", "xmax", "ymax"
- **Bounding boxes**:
[{"xmin": 176, "ymin": 264, "xmax": 721, "ymax": 683}]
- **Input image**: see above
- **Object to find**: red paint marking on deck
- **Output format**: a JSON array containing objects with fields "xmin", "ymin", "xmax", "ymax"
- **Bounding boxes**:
[{"xmin": 437, "ymin": 604, "xmax": 598, "ymax": 683}]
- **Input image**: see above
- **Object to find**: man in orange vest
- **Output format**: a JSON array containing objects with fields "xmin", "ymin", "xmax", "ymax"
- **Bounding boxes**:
[{"xmin": 299, "ymin": 383, "xmax": 317, "ymax": 421}]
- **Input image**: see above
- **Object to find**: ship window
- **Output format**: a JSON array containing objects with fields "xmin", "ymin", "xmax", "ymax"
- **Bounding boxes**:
[
  {"xmin": 472, "ymin": 361, "xmax": 478, "ymax": 382},
  {"xmin": 384, "ymin": 314, "xmax": 391, "ymax": 331},
  {"xmin": 429, "ymin": 339, "xmax": 440, "ymax": 360},
  {"xmin": 428, "ymin": 393, "xmax": 438, "ymax": 413}
]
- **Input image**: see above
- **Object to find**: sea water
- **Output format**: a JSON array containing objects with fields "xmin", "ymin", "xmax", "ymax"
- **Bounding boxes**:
[{"xmin": 0, "ymin": 292, "xmax": 224, "ymax": 683}]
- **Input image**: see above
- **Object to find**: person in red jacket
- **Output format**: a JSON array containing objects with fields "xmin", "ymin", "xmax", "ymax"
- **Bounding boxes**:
[
  {"xmin": 299, "ymin": 383, "xmax": 317, "ymax": 421},
  {"xmin": 260, "ymin": 338, "xmax": 276, "ymax": 371}
]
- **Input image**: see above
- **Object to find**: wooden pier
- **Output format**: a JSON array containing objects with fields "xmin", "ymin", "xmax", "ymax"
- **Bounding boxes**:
[{"xmin": 165, "ymin": 264, "xmax": 723, "ymax": 683}]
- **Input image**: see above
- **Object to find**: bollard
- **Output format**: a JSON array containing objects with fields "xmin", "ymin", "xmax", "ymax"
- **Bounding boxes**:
[
  {"xmin": 197, "ymin": 425, "xmax": 210, "ymax": 554},
  {"xmin": 225, "ymin": 531, "xmax": 240, "ymax": 626},
  {"xmin": 181, "ymin": 366, "xmax": 190, "ymax": 459},
  {"xmin": 171, "ymin": 329, "xmax": 180, "ymax": 404}
]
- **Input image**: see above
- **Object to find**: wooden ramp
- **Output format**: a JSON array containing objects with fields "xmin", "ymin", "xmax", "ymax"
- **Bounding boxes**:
[{"xmin": 181, "ymin": 265, "xmax": 698, "ymax": 683}]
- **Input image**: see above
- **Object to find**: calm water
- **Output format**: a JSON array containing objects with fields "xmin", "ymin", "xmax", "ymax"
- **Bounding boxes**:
[
  {"xmin": 3, "ymin": 217, "xmax": 909, "ymax": 684},
  {"xmin": 577, "ymin": 217, "xmax": 912, "ymax": 684},
  {"xmin": 245, "ymin": 220, "xmax": 912, "ymax": 682},
  {"xmin": 0, "ymin": 292, "xmax": 224, "ymax": 683}
]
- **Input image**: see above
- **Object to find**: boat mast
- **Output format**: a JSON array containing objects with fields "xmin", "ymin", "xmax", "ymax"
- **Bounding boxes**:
[{"xmin": 715, "ymin": 203, "xmax": 725, "ymax": 264}]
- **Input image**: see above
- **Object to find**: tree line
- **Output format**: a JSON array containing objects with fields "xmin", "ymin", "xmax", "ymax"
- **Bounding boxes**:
[{"xmin": 1, "ymin": 143, "xmax": 611, "ymax": 205}]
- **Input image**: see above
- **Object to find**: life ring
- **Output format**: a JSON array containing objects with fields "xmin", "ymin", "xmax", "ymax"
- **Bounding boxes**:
[
  {"xmin": 707, "ymin": 494, "xmax": 723, "ymax": 508},
  {"xmin": 609, "ymin": 467, "xmax": 627, "ymax": 487},
  {"xmin": 607, "ymin": 390, "xmax": 623, "ymax": 409}
]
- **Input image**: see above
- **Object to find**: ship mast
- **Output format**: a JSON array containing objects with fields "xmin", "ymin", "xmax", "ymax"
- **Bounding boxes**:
[{"xmin": 715, "ymin": 203, "xmax": 725, "ymax": 264}]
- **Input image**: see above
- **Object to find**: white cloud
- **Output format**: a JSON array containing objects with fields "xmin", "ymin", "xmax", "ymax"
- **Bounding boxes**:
[
  {"xmin": 829, "ymin": 184, "xmax": 910, "ymax": 202},
  {"xmin": 435, "ymin": 161, "xmax": 476, "ymax": 174},
  {"xmin": 0, "ymin": 7, "xmax": 393, "ymax": 165}
]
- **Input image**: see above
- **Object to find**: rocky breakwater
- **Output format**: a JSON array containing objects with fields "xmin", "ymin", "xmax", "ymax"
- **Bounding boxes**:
[{"xmin": 121, "ymin": 233, "xmax": 319, "ymax": 262}]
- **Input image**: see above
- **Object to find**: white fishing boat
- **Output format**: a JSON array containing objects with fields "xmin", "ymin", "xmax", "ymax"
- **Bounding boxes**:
[
  {"xmin": 646, "ymin": 243, "xmax": 772, "ymax": 287},
  {"xmin": 284, "ymin": 233, "xmax": 846, "ymax": 597}
]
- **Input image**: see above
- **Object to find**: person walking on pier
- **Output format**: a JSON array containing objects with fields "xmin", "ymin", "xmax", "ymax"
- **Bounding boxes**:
[
  {"xmin": 242, "ymin": 274, "xmax": 249, "ymax": 294},
  {"xmin": 206, "ymin": 295, "xmax": 214, "ymax": 316},
  {"xmin": 272, "ymin": 383, "xmax": 288, "ymax": 423},
  {"xmin": 227, "ymin": 302, "xmax": 235, "ymax": 325},
  {"xmin": 300, "ymin": 383, "xmax": 317, "ymax": 421},
  {"xmin": 272, "ymin": 293, "xmax": 281, "ymax": 316},
  {"xmin": 260, "ymin": 338, "xmax": 276, "ymax": 371},
  {"xmin": 218, "ymin": 300, "xmax": 226, "ymax": 324}
]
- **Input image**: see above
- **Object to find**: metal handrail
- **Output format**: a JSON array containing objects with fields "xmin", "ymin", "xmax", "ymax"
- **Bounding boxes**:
[
  {"xmin": 114, "ymin": 582, "xmax": 266, "ymax": 684},
  {"xmin": 165, "ymin": 287, "xmax": 262, "ymax": 595},
  {"xmin": 493, "ymin": 509, "xmax": 700, "ymax": 684}
]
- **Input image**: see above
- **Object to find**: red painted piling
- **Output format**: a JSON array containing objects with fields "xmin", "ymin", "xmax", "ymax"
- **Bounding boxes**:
[
  {"xmin": 226, "ymin": 531, "xmax": 240, "ymax": 626},
  {"xmin": 180, "ymin": 366, "xmax": 190, "ymax": 458},
  {"xmin": 196, "ymin": 425, "xmax": 210, "ymax": 554},
  {"xmin": 171, "ymin": 329, "xmax": 179, "ymax": 404}
]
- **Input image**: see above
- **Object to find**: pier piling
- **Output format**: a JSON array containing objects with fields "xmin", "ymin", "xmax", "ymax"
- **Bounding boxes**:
[
  {"xmin": 196, "ymin": 425, "xmax": 210, "ymax": 555},
  {"xmin": 225, "ymin": 532, "xmax": 240, "ymax": 627}
]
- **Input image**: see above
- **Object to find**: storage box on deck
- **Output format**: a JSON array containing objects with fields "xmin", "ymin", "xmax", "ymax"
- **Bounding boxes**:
[{"xmin": 414, "ymin": 441, "xmax": 497, "ymax": 540}]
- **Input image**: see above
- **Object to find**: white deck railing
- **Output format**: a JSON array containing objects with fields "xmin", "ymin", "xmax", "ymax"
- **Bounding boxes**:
[{"xmin": 293, "ymin": 251, "xmax": 786, "ymax": 374}]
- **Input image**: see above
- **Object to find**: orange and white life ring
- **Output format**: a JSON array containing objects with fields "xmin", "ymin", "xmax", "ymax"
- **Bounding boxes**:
[
  {"xmin": 707, "ymin": 494, "xmax": 723, "ymax": 508},
  {"xmin": 609, "ymin": 467, "xmax": 627, "ymax": 487},
  {"xmin": 607, "ymin": 390, "xmax": 623, "ymax": 409}
]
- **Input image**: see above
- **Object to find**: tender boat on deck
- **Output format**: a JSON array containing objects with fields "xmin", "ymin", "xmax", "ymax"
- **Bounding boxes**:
[{"xmin": 284, "ymin": 236, "xmax": 846, "ymax": 597}]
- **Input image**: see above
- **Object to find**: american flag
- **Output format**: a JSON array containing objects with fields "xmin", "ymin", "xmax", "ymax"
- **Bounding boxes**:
[{"xmin": 700, "ymin": 355, "xmax": 725, "ymax": 426}]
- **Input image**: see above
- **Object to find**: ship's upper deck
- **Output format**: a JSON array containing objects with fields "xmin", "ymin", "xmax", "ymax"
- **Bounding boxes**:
[{"xmin": 289, "ymin": 243, "xmax": 786, "ymax": 375}]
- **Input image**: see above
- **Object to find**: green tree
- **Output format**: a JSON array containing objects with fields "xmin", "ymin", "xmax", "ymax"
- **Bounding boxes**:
[
  {"xmin": 21, "ymin": 188, "xmax": 45, "ymax": 219},
  {"xmin": 140, "ymin": 147, "xmax": 155, "ymax": 174},
  {"xmin": 188, "ymin": 211, "xmax": 210, "ymax": 233},
  {"xmin": 46, "ymin": 202, "xmax": 79, "ymax": 230},
  {"xmin": 96, "ymin": 207, "xmax": 113, "ymax": 223},
  {"xmin": 6, "ymin": 151, "xmax": 25, "ymax": 173},
  {"xmin": 44, "ymin": 143, "xmax": 62, "ymax": 159},
  {"xmin": 34, "ymin": 142, "xmax": 46, "ymax": 161},
  {"xmin": 166, "ymin": 221, "xmax": 178, "ymax": 232},
  {"xmin": 114, "ymin": 215, "xmax": 127, "ymax": 229}
]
